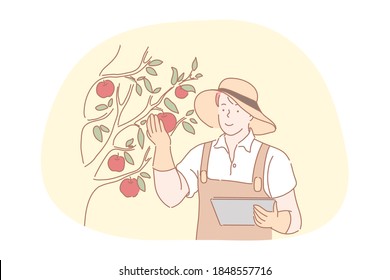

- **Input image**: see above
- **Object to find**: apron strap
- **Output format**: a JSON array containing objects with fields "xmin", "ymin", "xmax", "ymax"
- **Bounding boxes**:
[
  {"xmin": 253, "ymin": 143, "xmax": 270, "ymax": 194},
  {"xmin": 200, "ymin": 141, "xmax": 212, "ymax": 184}
]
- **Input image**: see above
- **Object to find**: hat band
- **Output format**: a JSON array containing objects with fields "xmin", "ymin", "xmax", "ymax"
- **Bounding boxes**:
[{"xmin": 218, "ymin": 88, "xmax": 261, "ymax": 112}]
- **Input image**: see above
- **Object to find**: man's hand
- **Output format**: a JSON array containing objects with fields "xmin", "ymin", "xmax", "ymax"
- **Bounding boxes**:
[
  {"xmin": 253, "ymin": 202, "xmax": 291, "ymax": 234},
  {"xmin": 146, "ymin": 114, "xmax": 171, "ymax": 148}
]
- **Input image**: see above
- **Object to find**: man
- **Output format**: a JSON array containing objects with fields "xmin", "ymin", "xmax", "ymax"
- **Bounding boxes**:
[{"xmin": 147, "ymin": 78, "xmax": 301, "ymax": 240}]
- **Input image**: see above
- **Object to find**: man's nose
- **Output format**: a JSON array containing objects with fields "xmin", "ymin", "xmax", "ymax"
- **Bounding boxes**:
[{"xmin": 226, "ymin": 109, "xmax": 231, "ymax": 118}]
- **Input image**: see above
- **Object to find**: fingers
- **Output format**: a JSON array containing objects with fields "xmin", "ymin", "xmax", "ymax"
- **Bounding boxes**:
[
  {"xmin": 157, "ymin": 119, "xmax": 164, "ymax": 133},
  {"xmin": 151, "ymin": 114, "xmax": 157, "ymax": 132},
  {"xmin": 253, "ymin": 205, "xmax": 269, "ymax": 228},
  {"xmin": 146, "ymin": 115, "xmax": 152, "ymax": 134},
  {"xmin": 253, "ymin": 202, "xmax": 278, "ymax": 229},
  {"xmin": 254, "ymin": 206, "xmax": 267, "ymax": 221},
  {"xmin": 254, "ymin": 215, "xmax": 263, "ymax": 227},
  {"xmin": 254, "ymin": 205, "xmax": 270, "ymax": 218},
  {"xmin": 147, "ymin": 114, "xmax": 161, "ymax": 134},
  {"xmin": 254, "ymin": 212, "xmax": 269, "ymax": 228}
]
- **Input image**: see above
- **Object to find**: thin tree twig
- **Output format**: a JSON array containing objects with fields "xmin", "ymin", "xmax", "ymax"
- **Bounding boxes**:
[
  {"xmin": 102, "ymin": 47, "xmax": 151, "ymax": 78},
  {"xmin": 99, "ymin": 45, "xmax": 122, "ymax": 76},
  {"xmin": 118, "ymin": 84, "xmax": 134, "ymax": 125},
  {"xmin": 170, "ymin": 117, "xmax": 186, "ymax": 137}
]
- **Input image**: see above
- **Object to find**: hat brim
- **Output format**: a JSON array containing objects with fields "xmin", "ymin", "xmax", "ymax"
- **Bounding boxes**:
[{"xmin": 194, "ymin": 90, "xmax": 276, "ymax": 135}]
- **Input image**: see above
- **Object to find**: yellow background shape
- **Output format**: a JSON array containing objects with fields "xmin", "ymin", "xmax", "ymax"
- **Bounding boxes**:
[{"xmin": 42, "ymin": 21, "xmax": 348, "ymax": 239}]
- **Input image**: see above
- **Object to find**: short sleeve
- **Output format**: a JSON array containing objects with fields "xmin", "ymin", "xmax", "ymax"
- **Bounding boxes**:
[
  {"xmin": 266, "ymin": 148, "xmax": 297, "ymax": 198},
  {"xmin": 176, "ymin": 143, "xmax": 204, "ymax": 198}
]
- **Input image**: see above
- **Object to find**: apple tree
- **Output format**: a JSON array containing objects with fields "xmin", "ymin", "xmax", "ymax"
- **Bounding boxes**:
[{"xmin": 80, "ymin": 46, "xmax": 202, "ymax": 226}]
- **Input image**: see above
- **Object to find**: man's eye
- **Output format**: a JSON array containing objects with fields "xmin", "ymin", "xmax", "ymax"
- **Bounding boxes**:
[
  {"xmin": 237, "ymin": 110, "xmax": 239, "ymax": 113},
  {"xmin": 222, "ymin": 109, "xmax": 225, "ymax": 112}
]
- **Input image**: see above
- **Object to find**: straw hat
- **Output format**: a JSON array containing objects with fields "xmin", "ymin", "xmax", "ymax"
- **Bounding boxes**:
[{"xmin": 194, "ymin": 78, "xmax": 276, "ymax": 135}]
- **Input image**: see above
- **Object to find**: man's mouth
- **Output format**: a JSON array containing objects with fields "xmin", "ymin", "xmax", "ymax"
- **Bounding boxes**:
[{"xmin": 225, "ymin": 123, "xmax": 233, "ymax": 127}]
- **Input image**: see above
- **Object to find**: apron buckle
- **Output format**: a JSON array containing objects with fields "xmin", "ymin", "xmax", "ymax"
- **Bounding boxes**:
[
  {"xmin": 254, "ymin": 177, "xmax": 262, "ymax": 192},
  {"xmin": 200, "ymin": 170, "xmax": 207, "ymax": 183}
]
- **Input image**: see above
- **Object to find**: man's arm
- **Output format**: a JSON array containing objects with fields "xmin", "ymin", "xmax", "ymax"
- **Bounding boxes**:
[{"xmin": 147, "ymin": 114, "xmax": 189, "ymax": 208}]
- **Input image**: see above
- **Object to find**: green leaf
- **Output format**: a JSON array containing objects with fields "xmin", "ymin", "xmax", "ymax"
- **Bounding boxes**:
[
  {"xmin": 149, "ymin": 59, "xmax": 163, "ymax": 66},
  {"xmin": 144, "ymin": 78, "xmax": 153, "ymax": 93},
  {"xmin": 93, "ymin": 126, "xmax": 103, "ymax": 142},
  {"xmin": 192, "ymin": 57, "xmax": 198, "ymax": 71},
  {"xmin": 164, "ymin": 98, "xmax": 179, "ymax": 114},
  {"xmin": 124, "ymin": 152, "xmax": 134, "ymax": 165},
  {"xmin": 190, "ymin": 118, "xmax": 198, "ymax": 124},
  {"xmin": 146, "ymin": 67, "xmax": 157, "ymax": 76},
  {"xmin": 108, "ymin": 98, "xmax": 113, "ymax": 107},
  {"xmin": 171, "ymin": 67, "xmax": 178, "ymax": 85},
  {"xmin": 136, "ymin": 84, "xmax": 142, "ymax": 96},
  {"xmin": 137, "ymin": 128, "xmax": 145, "ymax": 149},
  {"xmin": 137, "ymin": 176, "xmax": 146, "ymax": 192},
  {"xmin": 100, "ymin": 125, "xmax": 110, "ymax": 132},
  {"xmin": 195, "ymin": 73, "xmax": 203, "ymax": 78},
  {"xmin": 182, "ymin": 121, "xmax": 195, "ymax": 134},
  {"xmin": 126, "ymin": 139, "xmax": 134, "ymax": 147},
  {"xmin": 178, "ymin": 72, "xmax": 184, "ymax": 82},
  {"xmin": 140, "ymin": 120, "xmax": 147, "ymax": 125},
  {"xmin": 186, "ymin": 110, "xmax": 194, "ymax": 116},
  {"xmin": 95, "ymin": 104, "xmax": 108, "ymax": 111},
  {"xmin": 140, "ymin": 172, "xmax": 151, "ymax": 179},
  {"xmin": 153, "ymin": 87, "xmax": 161, "ymax": 94},
  {"xmin": 181, "ymin": 84, "xmax": 196, "ymax": 93}
]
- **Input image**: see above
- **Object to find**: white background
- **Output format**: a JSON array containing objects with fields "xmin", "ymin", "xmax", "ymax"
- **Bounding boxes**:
[{"xmin": 1, "ymin": 1, "xmax": 389, "ymax": 279}]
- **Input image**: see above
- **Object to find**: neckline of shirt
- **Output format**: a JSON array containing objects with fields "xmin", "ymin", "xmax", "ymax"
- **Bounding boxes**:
[{"xmin": 213, "ymin": 129, "xmax": 256, "ymax": 153}]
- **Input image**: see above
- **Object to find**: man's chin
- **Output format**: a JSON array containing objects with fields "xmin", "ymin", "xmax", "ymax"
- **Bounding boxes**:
[{"xmin": 221, "ymin": 127, "xmax": 242, "ymax": 136}]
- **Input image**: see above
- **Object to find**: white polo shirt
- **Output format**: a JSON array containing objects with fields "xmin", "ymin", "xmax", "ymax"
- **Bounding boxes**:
[{"xmin": 177, "ymin": 130, "xmax": 297, "ymax": 198}]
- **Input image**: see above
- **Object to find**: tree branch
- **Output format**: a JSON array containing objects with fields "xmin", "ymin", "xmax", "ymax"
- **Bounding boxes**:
[
  {"xmin": 84, "ymin": 84, "xmax": 121, "ymax": 167},
  {"xmin": 84, "ymin": 146, "xmax": 152, "ymax": 226},
  {"xmin": 99, "ymin": 45, "xmax": 122, "ymax": 76},
  {"xmin": 102, "ymin": 47, "xmax": 151, "ymax": 78},
  {"xmin": 118, "ymin": 84, "xmax": 134, "ymax": 126}
]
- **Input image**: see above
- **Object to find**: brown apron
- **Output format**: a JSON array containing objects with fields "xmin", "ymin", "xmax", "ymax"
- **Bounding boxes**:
[{"xmin": 196, "ymin": 141, "xmax": 274, "ymax": 240}]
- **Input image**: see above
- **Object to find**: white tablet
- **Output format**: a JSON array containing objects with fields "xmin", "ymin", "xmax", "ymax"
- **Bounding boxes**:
[{"xmin": 211, "ymin": 198, "xmax": 275, "ymax": 226}]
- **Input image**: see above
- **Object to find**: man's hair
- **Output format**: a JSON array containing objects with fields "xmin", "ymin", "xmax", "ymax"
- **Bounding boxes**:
[{"xmin": 215, "ymin": 92, "xmax": 221, "ymax": 106}]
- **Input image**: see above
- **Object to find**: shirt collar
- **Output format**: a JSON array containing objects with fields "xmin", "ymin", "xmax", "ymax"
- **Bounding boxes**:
[{"xmin": 214, "ymin": 130, "xmax": 255, "ymax": 153}]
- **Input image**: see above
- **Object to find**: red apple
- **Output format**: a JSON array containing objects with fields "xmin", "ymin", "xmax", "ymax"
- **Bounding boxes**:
[
  {"xmin": 120, "ymin": 178, "xmax": 140, "ymax": 197},
  {"xmin": 96, "ymin": 80, "xmax": 115, "ymax": 98},
  {"xmin": 108, "ymin": 155, "xmax": 125, "ymax": 172},
  {"xmin": 157, "ymin": 112, "xmax": 177, "ymax": 133},
  {"xmin": 175, "ymin": 86, "xmax": 188, "ymax": 99}
]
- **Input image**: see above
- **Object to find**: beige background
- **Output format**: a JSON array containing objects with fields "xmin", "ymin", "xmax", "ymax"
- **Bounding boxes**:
[{"xmin": 42, "ymin": 21, "xmax": 348, "ymax": 240}]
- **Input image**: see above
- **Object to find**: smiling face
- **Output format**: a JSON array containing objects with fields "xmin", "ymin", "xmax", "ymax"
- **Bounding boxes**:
[{"xmin": 217, "ymin": 93, "xmax": 253, "ymax": 136}]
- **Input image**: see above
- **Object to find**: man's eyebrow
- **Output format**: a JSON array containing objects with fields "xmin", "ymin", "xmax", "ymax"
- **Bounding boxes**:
[{"xmin": 221, "ymin": 103, "xmax": 226, "ymax": 106}]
